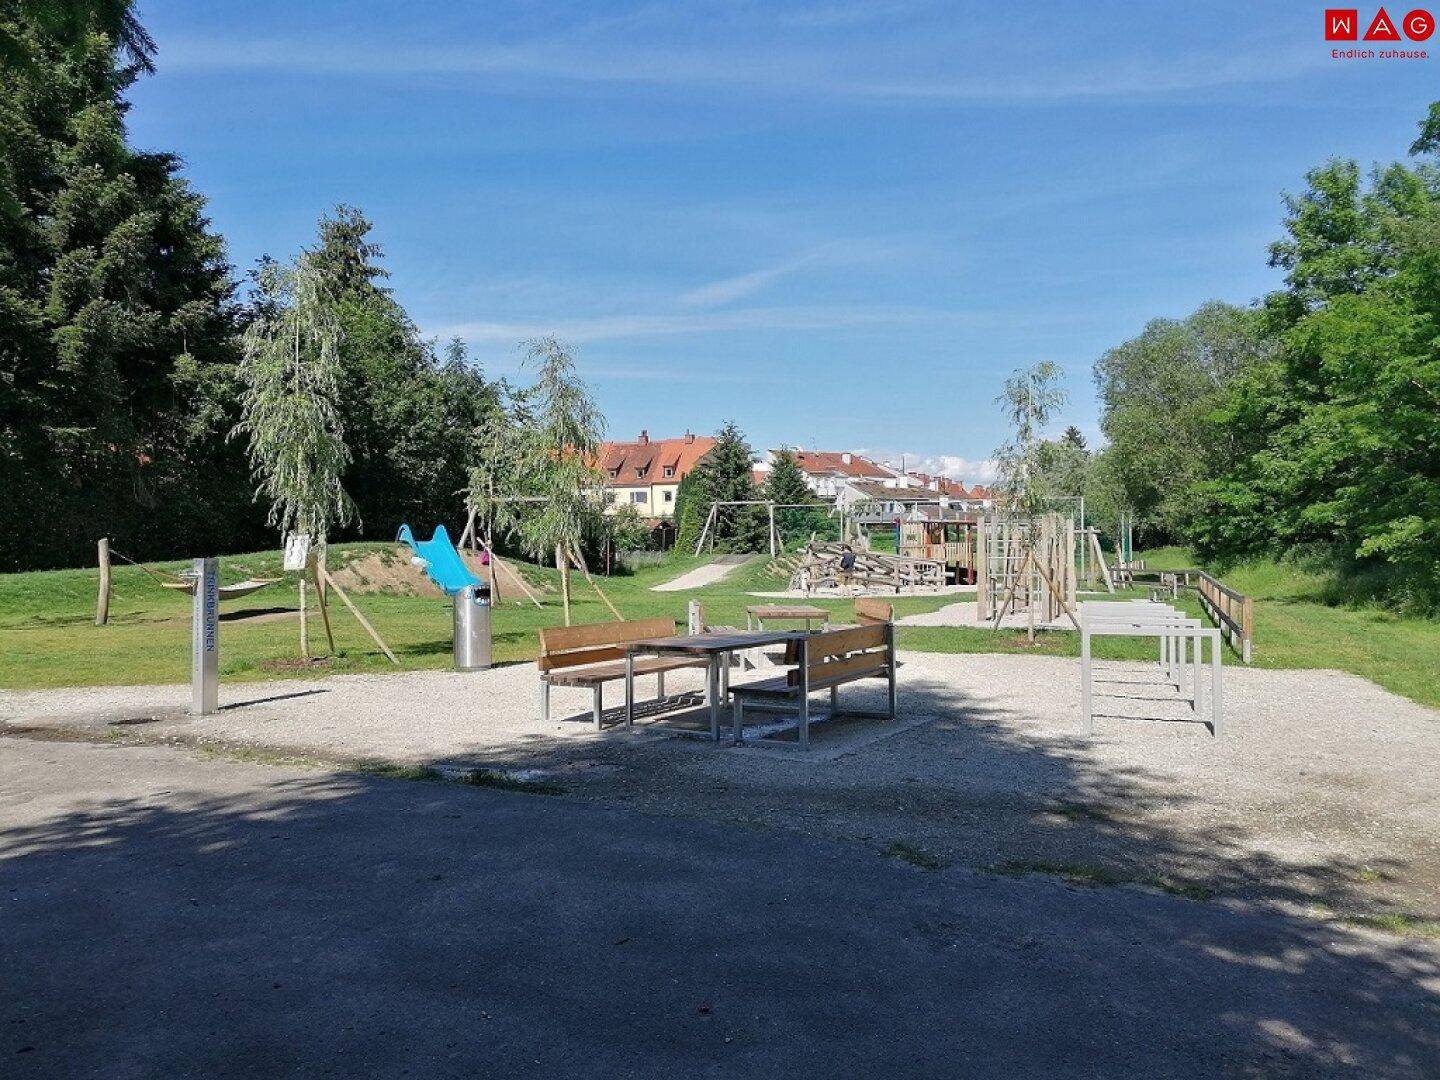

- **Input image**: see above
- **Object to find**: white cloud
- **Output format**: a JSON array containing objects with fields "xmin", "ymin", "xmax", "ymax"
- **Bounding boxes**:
[{"xmin": 860, "ymin": 450, "xmax": 1000, "ymax": 486}]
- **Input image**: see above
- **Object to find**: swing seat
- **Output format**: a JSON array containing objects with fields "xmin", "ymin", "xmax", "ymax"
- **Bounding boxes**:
[{"xmin": 160, "ymin": 578, "xmax": 282, "ymax": 600}]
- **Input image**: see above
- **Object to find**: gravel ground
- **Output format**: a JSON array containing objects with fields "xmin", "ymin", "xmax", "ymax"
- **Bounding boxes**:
[{"xmin": 3, "ymin": 652, "xmax": 1438, "ymax": 921}]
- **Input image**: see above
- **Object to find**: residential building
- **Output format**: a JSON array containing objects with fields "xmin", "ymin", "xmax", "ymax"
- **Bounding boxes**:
[
  {"xmin": 778, "ymin": 450, "xmax": 901, "ymax": 499},
  {"xmin": 597, "ymin": 430, "xmax": 714, "ymax": 519},
  {"xmin": 836, "ymin": 480, "xmax": 941, "ymax": 523}
]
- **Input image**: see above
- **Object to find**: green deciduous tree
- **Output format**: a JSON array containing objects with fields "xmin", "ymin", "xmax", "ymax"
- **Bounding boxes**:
[{"xmin": 1093, "ymin": 302, "xmax": 1272, "ymax": 542}]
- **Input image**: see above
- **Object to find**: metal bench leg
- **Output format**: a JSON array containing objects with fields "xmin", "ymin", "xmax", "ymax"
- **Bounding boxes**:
[
  {"xmin": 798, "ymin": 692, "xmax": 810, "ymax": 750},
  {"xmin": 593, "ymin": 684, "xmax": 604, "ymax": 731},
  {"xmin": 707, "ymin": 658, "xmax": 720, "ymax": 741},
  {"xmin": 626, "ymin": 652, "xmax": 635, "ymax": 728},
  {"xmin": 1211, "ymin": 634, "xmax": 1224, "ymax": 737},
  {"xmin": 733, "ymin": 698, "xmax": 744, "ymax": 745},
  {"xmin": 655, "ymin": 669, "xmax": 665, "ymax": 701},
  {"xmin": 1191, "ymin": 633, "xmax": 1200, "ymax": 709},
  {"xmin": 540, "ymin": 679, "xmax": 550, "ymax": 724}
]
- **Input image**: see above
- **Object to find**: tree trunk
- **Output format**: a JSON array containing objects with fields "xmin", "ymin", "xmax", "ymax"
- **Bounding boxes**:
[{"xmin": 556, "ymin": 545, "xmax": 572, "ymax": 625}]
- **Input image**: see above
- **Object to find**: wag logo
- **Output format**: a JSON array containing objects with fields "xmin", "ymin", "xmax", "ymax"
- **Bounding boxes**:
[{"xmin": 1326, "ymin": 8, "xmax": 1432, "ymax": 57}]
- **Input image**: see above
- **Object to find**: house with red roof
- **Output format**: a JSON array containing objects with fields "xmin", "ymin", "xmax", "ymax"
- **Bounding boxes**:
[
  {"xmin": 775, "ymin": 450, "xmax": 902, "ymax": 499},
  {"xmin": 597, "ymin": 430, "xmax": 715, "ymax": 519}
]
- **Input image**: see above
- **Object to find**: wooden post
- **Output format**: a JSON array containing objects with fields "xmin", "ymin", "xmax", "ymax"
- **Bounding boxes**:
[
  {"xmin": 1241, "ymin": 595, "xmax": 1254, "ymax": 664},
  {"xmin": 571, "ymin": 544, "xmax": 624, "ymax": 621},
  {"xmin": 768, "ymin": 503, "xmax": 777, "ymax": 557},
  {"xmin": 976, "ymin": 517, "xmax": 990, "ymax": 620},
  {"xmin": 95, "ymin": 538, "xmax": 111, "ymax": 626},
  {"xmin": 299, "ymin": 576, "xmax": 310, "ymax": 657},
  {"xmin": 313, "ymin": 548, "xmax": 336, "ymax": 653},
  {"xmin": 320, "ymin": 568, "xmax": 398, "ymax": 664},
  {"xmin": 491, "ymin": 549, "xmax": 543, "ymax": 607}
]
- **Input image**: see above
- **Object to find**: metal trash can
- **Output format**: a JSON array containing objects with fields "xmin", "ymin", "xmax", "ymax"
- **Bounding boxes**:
[{"xmin": 453, "ymin": 585, "xmax": 492, "ymax": 671}]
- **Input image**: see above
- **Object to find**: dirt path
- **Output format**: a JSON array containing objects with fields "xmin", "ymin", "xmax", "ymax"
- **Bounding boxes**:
[{"xmin": 651, "ymin": 555, "xmax": 753, "ymax": 592}]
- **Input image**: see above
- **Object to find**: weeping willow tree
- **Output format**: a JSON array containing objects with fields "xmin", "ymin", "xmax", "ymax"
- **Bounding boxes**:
[
  {"xmin": 992, "ymin": 360, "xmax": 1068, "ymax": 641},
  {"xmin": 513, "ymin": 336, "xmax": 605, "ymax": 625},
  {"xmin": 466, "ymin": 402, "xmax": 529, "ymax": 551},
  {"xmin": 994, "ymin": 360, "xmax": 1067, "ymax": 519},
  {"xmin": 233, "ymin": 255, "xmax": 354, "ymax": 542},
  {"xmin": 232, "ymin": 254, "xmax": 356, "ymax": 657}
]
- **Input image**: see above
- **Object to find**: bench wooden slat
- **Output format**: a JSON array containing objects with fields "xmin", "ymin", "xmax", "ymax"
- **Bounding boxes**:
[
  {"xmin": 547, "ymin": 655, "xmax": 708, "ymax": 687},
  {"xmin": 539, "ymin": 616, "xmax": 676, "ymax": 657},
  {"xmin": 802, "ymin": 623, "xmax": 886, "ymax": 662},
  {"xmin": 734, "ymin": 654, "xmax": 887, "ymax": 698},
  {"xmin": 791, "ymin": 651, "xmax": 887, "ymax": 687},
  {"xmin": 538, "ymin": 644, "xmax": 626, "ymax": 672}
]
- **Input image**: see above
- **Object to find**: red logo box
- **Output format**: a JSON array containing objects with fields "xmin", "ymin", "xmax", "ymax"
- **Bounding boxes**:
[{"xmin": 1326, "ymin": 8, "xmax": 1359, "ymax": 37}]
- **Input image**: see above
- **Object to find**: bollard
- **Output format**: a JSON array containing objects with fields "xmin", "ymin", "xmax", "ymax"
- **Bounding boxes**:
[{"xmin": 191, "ymin": 557, "xmax": 219, "ymax": 715}]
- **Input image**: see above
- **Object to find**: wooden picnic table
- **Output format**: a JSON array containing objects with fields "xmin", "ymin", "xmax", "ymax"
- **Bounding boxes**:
[
  {"xmin": 624, "ymin": 630, "xmax": 803, "ymax": 741},
  {"xmin": 745, "ymin": 604, "xmax": 830, "ymax": 632}
]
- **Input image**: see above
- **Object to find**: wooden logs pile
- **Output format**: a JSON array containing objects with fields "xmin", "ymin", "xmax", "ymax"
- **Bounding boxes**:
[{"xmin": 788, "ymin": 541, "xmax": 944, "ymax": 594}]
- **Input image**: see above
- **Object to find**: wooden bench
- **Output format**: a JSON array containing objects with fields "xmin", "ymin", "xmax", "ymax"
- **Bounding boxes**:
[
  {"xmin": 538, "ymin": 618, "xmax": 708, "ymax": 729},
  {"xmin": 728, "ymin": 623, "xmax": 897, "ymax": 749},
  {"xmin": 854, "ymin": 598, "xmax": 893, "ymax": 625}
]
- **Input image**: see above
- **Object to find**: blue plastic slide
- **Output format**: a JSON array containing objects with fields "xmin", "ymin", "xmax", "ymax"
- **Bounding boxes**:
[{"xmin": 396, "ymin": 524, "xmax": 486, "ymax": 596}]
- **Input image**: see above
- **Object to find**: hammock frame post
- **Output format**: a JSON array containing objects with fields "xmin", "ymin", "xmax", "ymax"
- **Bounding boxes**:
[{"xmin": 96, "ymin": 539, "xmax": 111, "ymax": 626}]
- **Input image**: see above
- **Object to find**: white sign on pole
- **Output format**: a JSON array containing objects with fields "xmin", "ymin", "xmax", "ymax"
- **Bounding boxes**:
[{"xmin": 283, "ymin": 533, "xmax": 312, "ymax": 572}]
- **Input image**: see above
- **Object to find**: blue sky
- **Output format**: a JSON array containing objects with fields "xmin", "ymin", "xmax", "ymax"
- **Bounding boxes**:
[{"xmin": 127, "ymin": 1, "xmax": 1438, "ymax": 481}]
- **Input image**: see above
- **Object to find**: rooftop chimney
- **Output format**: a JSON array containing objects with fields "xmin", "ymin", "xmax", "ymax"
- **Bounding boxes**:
[
  {"xmin": 638, "ymin": 429, "xmax": 649, "ymax": 445},
  {"xmin": 683, "ymin": 430, "xmax": 694, "ymax": 444},
  {"xmin": 841, "ymin": 452, "xmax": 852, "ymax": 465}
]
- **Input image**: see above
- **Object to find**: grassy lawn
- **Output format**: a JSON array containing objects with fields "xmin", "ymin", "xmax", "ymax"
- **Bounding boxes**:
[
  {"xmin": 1129, "ymin": 546, "xmax": 1440, "ymax": 709},
  {"xmin": 1, "ymin": 542, "xmax": 1436, "ymax": 708}
]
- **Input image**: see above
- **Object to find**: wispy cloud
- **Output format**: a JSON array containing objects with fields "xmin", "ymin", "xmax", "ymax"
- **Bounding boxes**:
[
  {"xmin": 159, "ymin": 26, "xmax": 1323, "ymax": 104},
  {"xmin": 677, "ymin": 252, "xmax": 821, "ymax": 308},
  {"xmin": 427, "ymin": 303, "xmax": 950, "ymax": 344},
  {"xmin": 677, "ymin": 236, "xmax": 916, "ymax": 308}
]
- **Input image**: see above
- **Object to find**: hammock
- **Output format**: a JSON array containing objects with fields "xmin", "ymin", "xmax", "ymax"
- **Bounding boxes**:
[
  {"xmin": 107, "ymin": 545, "xmax": 281, "ymax": 601},
  {"xmin": 160, "ymin": 577, "xmax": 282, "ymax": 600}
]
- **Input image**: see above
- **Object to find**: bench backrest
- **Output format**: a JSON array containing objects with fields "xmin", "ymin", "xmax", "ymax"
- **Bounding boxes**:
[
  {"xmin": 784, "ymin": 622, "xmax": 891, "ymax": 686},
  {"xmin": 854, "ymin": 598, "xmax": 893, "ymax": 625},
  {"xmin": 538, "ymin": 617, "xmax": 676, "ymax": 672}
]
